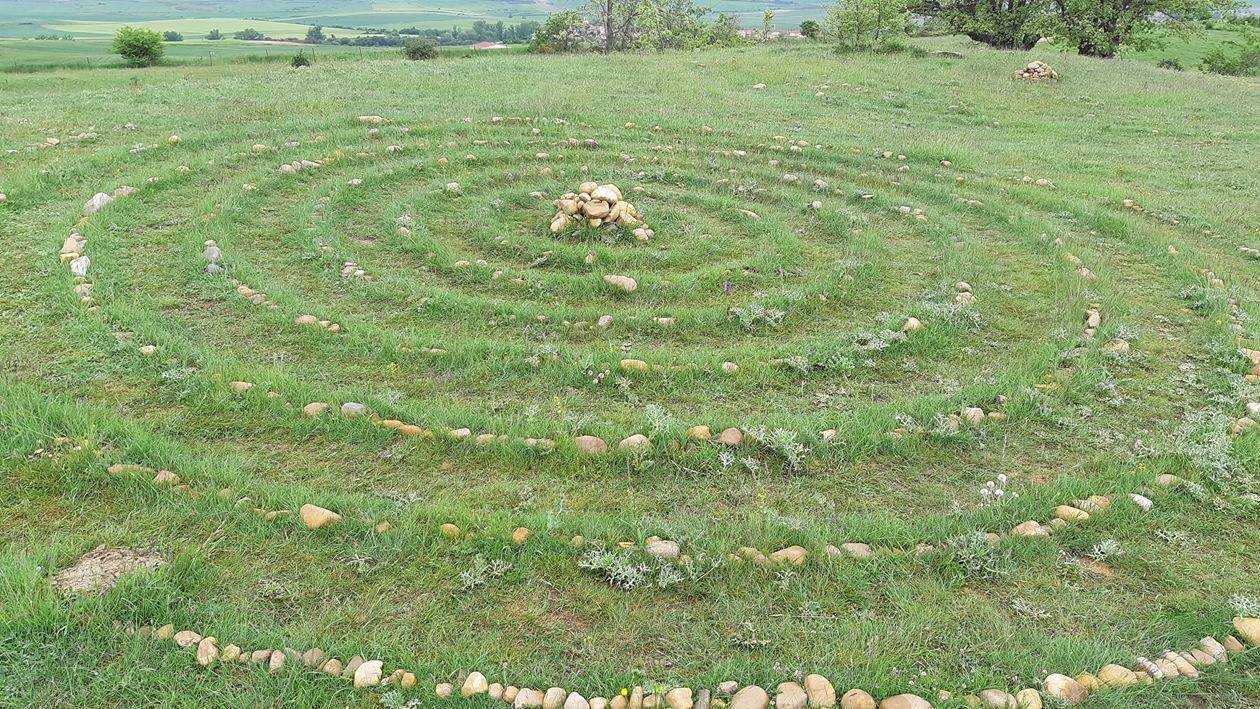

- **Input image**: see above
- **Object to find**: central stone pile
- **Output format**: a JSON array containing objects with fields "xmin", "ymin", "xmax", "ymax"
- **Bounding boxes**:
[
  {"xmin": 549, "ymin": 182, "xmax": 650, "ymax": 238},
  {"xmin": 1014, "ymin": 60, "xmax": 1059, "ymax": 80}
]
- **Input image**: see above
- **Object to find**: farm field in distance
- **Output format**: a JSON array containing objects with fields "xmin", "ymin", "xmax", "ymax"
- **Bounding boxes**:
[{"xmin": 1, "ymin": 30, "xmax": 1260, "ymax": 709}]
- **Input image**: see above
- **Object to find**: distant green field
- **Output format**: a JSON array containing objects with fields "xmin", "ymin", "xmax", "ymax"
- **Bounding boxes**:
[
  {"xmin": 0, "ymin": 40, "xmax": 400, "ymax": 72},
  {"xmin": 0, "ymin": 0, "xmax": 829, "ymax": 37},
  {"xmin": 41, "ymin": 18, "xmax": 364, "ymax": 40},
  {"xmin": 1119, "ymin": 25, "xmax": 1260, "ymax": 72}
]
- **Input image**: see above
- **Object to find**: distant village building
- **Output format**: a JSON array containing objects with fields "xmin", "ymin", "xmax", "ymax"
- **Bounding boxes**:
[
  {"xmin": 737, "ymin": 29, "xmax": 806, "ymax": 39},
  {"xmin": 470, "ymin": 41, "xmax": 508, "ymax": 50}
]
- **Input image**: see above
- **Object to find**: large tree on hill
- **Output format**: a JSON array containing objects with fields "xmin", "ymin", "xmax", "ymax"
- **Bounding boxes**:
[
  {"xmin": 911, "ymin": 0, "xmax": 1049, "ymax": 49},
  {"xmin": 1055, "ymin": 0, "xmax": 1241, "ymax": 57}
]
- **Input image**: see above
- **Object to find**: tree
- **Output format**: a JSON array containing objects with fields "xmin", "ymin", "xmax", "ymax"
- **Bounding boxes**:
[
  {"xmin": 205, "ymin": 29, "xmax": 223, "ymax": 40},
  {"xmin": 763, "ymin": 8, "xmax": 776, "ymax": 36},
  {"xmin": 162, "ymin": 30, "xmax": 183, "ymax": 42},
  {"xmin": 800, "ymin": 19, "xmax": 822, "ymax": 37},
  {"xmin": 1055, "ymin": 0, "xmax": 1239, "ymax": 57},
  {"xmin": 402, "ymin": 38, "xmax": 439, "ymax": 59},
  {"xmin": 910, "ymin": 0, "xmax": 1049, "ymax": 49},
  {"xmin": 305, "ymin": 25, "xmax": 325, "ymax": 43},
  {"xmin": 234, "ymin": 28, "xmax": 264, "ymax": 41},
  {"xmin": 706, "ymin": 12, "xmax": 744, "ymax": 44},
  {"xmin": 111, "ymin": 26, "xmax": 165, "ymax": 66},
  {"xmin": 528, "ymin": 10, "xmax": 592, "ymax": 52},
  {"xmin": 825, "ymin": 0, "xmax": 909, "ymax": 48}
]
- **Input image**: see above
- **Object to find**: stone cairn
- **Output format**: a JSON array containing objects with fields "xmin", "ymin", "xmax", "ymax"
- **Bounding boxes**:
[
  {"xmin": 550, "ymin": 182, "xmax": 652, "ymax": 241},
  {"xmin": 1014, "ymin": 60, "xmax": 1059, "ymax": 81}
]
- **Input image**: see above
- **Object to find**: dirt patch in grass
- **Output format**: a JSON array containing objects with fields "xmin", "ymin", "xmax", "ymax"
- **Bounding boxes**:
[{"xmin": 52, "ymin": 544, "xmax": 164, "ymax": 595}]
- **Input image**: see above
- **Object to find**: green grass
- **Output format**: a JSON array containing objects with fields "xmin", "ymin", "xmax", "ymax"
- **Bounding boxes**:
[
  {"xmin": 0, "ymin": 42, "xmax": 1258, "ymax": 707},
  {"xmin": 0, "ymin": 40, "xmax": 492, "ymax": 72},
  {"xmin": 1119, "ymin": 25, "xmax": 1260, "ymax": 72}
]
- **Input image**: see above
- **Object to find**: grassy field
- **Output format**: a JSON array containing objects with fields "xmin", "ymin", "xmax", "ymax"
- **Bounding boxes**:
[
  {"xmin": 1118, "ymin": 25, "xmax": 1260, "ymax": 72},
  {"xmin": 1, "ymin": 42, "xmax": 1259, "ymax": 708},
  {"xmin": 0, "ymin": 0, "xmax": 830, "ymax": 37},
  {"xmin": 0, "ymin": 40, "xmax": 500, "ymax": 73}
]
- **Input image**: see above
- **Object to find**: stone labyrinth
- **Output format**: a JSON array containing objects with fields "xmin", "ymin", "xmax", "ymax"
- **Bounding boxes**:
[{"xmin": 22, "ymin": 101, "xmax": 1260, "ymax": 707}]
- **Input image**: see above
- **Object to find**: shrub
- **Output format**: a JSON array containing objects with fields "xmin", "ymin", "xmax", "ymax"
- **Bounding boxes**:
[
  {"xmin": 825, "ymin": 0, "xmax": 910, "ymax": 49},
  {"xmin": 1157, "ymin": 57, "xmax": 1183, "ymax": 70},
  {"xmin": 205, "ymin": 29, "xmax": 222, "ymax": 40},
  {"xmin": 291, "ymin": 53, "xmax": 312, "ymax": 68},
  {"xmin": 234, "ymin": 28, "xmax": 264, "ymax": 41},
  {"xmin": 403, "ymin": 38, "xmax": 439, "ymax": 60},
  {"xmin": 528, "ymin": 10, "xmax": 590, "ymax": 53},
  {"xmin": 111, "ymin": 26, "xmax": 165, "ymax": 67},
  {"xmin": 1201, "ymin": 32, "xmax": 1260, "ymax": 76},
  {"xmin": 801, "ymin": 19, "xmax": 822, "ymax": 38},
  {"xmin": 162, "ymin": 31, "xmax": 183, "ymax": 42}
]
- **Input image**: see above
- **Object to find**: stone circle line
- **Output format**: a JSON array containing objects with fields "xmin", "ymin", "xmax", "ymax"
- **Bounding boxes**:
[{"xmin": 118, "ymin": 616, "xmax": 1258, "ymax": 708}]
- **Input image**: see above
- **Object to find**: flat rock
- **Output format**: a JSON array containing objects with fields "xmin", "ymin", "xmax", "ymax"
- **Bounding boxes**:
[
  {"xmin": 463, "ymin": 671, "xmax": 489, "ymax": 696},
  {"xmin": 730, "ymin": 686, "xmax": 769, "ymax": 709},
  {"xmin": 774, "ymin": 682, "xmax": 807, "ymax": 709},
  {"xmin": 664, "ymin": 688, "xmax": 692, "ymax": 709},
  {"xmin": 574, "ymin": 435, "xmax": 608, "ymax": 454},
  {"xmin": 877, "ymin": 695, "xmax": 930, "ymax": 709},
  {"xmin": 802, "ymin": 675, "xmax": 835, "ymax": 707},
  {"xmin": 1234, "ymin": 617, "xmax": 1260, "ymax": 646},
  {"xmin": 299, "ymin": 504, "xmax": 342, "ymax": 529},
  {"xmin": 1042, "ymin": 674, "xmax": 1087, "ymax": 705},
  {"xmin": 769, "ymin": 546, "xmax": 808, "ymax": 565},
  {"xmin": 195, "ymin": 637, "xmax": 219, "ymax": 666},
  {"xmin": 353, "ymin": 660, "xmax": 383, "ymax": 687}
]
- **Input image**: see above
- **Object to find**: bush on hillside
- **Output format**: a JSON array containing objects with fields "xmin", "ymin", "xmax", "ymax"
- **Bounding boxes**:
[
  {"xmin": 162, "ymin": 31, "xmax": 183, "ymax": 42},
  {"xmin": 403, "ymin": 38, "xmax": 439, "ymax": 60},
  {"xmin": 1157, "ymin": 57, "xmax": 1183, "ymax": 70},
  {"xmin": 528, "ymin": 10, "xmax": 591, "ymax": 53},
  {"xmin": 205, "ymin": 29, "xmax": 223, "ymax": 40},
  {"xmin": 1201, "ymin": 31, "xmax": 1260, "ymax": 75},
  {"xmin": 234, "ymin": 28, "xmax": 264, "ymax": 41},
  {"xmin": 291, "ymin": 53, "xmax": 312, "ymax": 68},
  {"xmin": 111, "ymin": 26, "xmax": 165, "ymax": 67},
  {"xmin": 825, "ymin": 0, "xmax": 910, "ymax": 49},
  {"xmin": 800, "ymin": 19, "xmax": 822, "ymax": 38}
]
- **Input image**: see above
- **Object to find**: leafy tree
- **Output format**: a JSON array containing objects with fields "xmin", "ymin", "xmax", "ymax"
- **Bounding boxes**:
[
  {"xmin": 528, "ymin": 10, "xmax": 591, "ymax": 52},
  {"xmin": 825, "ymin": 0, "xmax": 909, "ymax": 48},
  {"xmin": 800, "ymin": 19, "xmax": 822, "ymax": 38},
  {"xmin": 234, "ymin": 28, "xmax": 264, "ymax": 41},
  {"xmin": 706, "ymin": 12, "xmax": 744, "ymax": 44},
  {"xmin": 763, "ymin": 8, "xmax": 776, "ymax": 35},
  {"xmin": 402, "ymin": 38, "xmax": 439, "ymax": 59},
  {"xmin": 205, "ymin": 29, "xmax": 223, "ymax": 40},
  {"xmin": 910, "ymin": 0, "xmax": 1048, "ymax": 49},
  {"xmin": 111, "ymin": 26, "xmax": 165, "ymax": 66},
  {"xmin": 1055, "ymin": 0, "xmax": 1241, "ymax": 56},
  {"xmin": 305, "ymin": 25, "xmax": 325, "ymax": 43},
  {"xmin": 162, "ymin": 30, "xmax": 183, "ymax": 42}
]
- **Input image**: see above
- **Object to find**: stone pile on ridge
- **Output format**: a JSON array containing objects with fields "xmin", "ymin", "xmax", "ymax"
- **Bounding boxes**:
[
  {"xmin": 1014, "ymin": 60, "xmax": 1059, "ymax": 80},
  {"xmin": 550, "ymin": 182, "xmax": 650, "ymax": 238}
]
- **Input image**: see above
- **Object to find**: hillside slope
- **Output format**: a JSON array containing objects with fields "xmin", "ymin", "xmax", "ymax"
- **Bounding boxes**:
[{"xmin": 1, "ymin": 44, "xmax": 1258, "ymax": 707}]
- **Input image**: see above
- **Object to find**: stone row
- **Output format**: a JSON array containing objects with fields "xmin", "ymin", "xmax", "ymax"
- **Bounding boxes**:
[{"xmin": 117, "ymin": 617, "xmax": 1258, "ymax": 708}]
